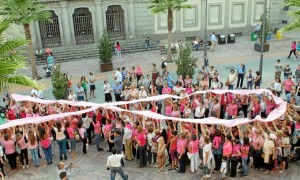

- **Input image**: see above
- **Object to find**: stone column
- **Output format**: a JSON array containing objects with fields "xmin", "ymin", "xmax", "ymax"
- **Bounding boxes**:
[
  {"xmin": 59, "ymin": 1, "xmax": 72, "ymax": 46},
  {"xmin": 200, "ymin": 0, "xmax": 206, "ymax": 39},
  {"xmin": 247, "ymin": 0, "xmax": 253, "ymax": 28},
  {"xmin": 224, "ymin": 0, "xmax": 230, "ymax": 29},
  {"xmin": 128, "ymin": 0, "xmax": 136, "ymax": 38},
  {"xmin": 94, "ymin": 0, "xmax": 104, "ymax": 38}
]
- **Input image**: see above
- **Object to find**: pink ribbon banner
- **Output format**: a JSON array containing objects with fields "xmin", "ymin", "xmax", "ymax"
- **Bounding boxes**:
[{"xmin": 0, "ymin": 89, "xmax": 286, "ymax": 130}]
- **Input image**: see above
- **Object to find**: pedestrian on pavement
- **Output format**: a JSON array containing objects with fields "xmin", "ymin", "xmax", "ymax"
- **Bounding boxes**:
[
  {"xmin": 209, "ymin": 32, "xmax": 217, "ymax": 52},
  {"xmin": 294, "ymin": 65, "xmax": 300, "ymax": 84},
  {"xmin": 236, "ymin": 63, "xmax": 246, "ymax": 89},
  {"xmin": 106, "ymin": 147, "xmax": 128, "ymax": 180},
  {"xmin": 227, "ymin": 69, "xmax": 237, "ymax": 90},
  {"xmin": 274, "ymin": 59, "xmax": 283, "ymax": 80},
  {"xmin": 108, "ymin": 128, "xmax": 125, "ymax": 167},
  {"xmin": 287, "ymin": 41, "xmax": 298, "ymax": 59},
  {"xmin": 88, "ymin": 72, "xmax": 96, "ymax": 99},
  {"xmin": 283, "ymin": 76, "xmax": 295, "ymax": 95},
  {"xmin": 283, "ymin": 64, "xmax": 292, "ymax": 81},
  {"xmin": 115, "ymin": 41, "xmax": 122, "ymax": 60},
  {"xmin": 75, "ymin": 83, "xmax": 84, "ymax": 101},
  {"xmin": 254, "ymin": 71, "xmax": 261, "ymax": 88},
  {"xmin": 296, "ymin": 41, "xmax": 300, "ymax": 56},
  {"xmin": 103, "ymin": 80, "xmax": 112, "ymax": 102},
  {"xmin": 246, "ymin": 70, "xmax": 253, "ymax": 90},
  {"xmin": 151, "ymin": 63, "xmax": 159, "ymax": 82},
  {"xmin": 271, "ymin": 78, "xmax": 282, "ymax": 97},
  {"xmin": 161, "ymin": 57, "xmax": 167, "ymax": 79},
  {"xmin": 115, "ymin": 68, "xmax": 123, "ymax": 84},
  {"xmin": 80, "ymin": 76, "xmax": 88, "ymax": 101},
  {"xmin": 112, "ymin": 81, "xmax": 122, "ymax": 102}
]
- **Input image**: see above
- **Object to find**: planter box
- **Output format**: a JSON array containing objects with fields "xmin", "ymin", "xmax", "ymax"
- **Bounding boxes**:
[
  {"xmin": 254, "ymin": 43, "xmax": 270, "ymax": 52},
  {"xmin": 99, "ymin": 62, "xmax": 113, "ymax": 72}
]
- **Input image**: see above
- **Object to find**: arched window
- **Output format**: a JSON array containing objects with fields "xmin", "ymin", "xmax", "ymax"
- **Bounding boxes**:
[
  {"xmin": 106, "ymin": 5, "xmax": 125, "ymax": 39},
  {"xmin": 72, "ymin": 8, "xmax": 94, "ymax": 44}
]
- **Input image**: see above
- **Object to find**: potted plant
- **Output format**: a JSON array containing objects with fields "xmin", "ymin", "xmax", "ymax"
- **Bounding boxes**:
[
  {"xmin": 254, "ymin": 12, "xmax": 271, "ymax": 52},
  {"xmin": 174, "ymin": 44, "xmax": 198, "ymax": 78},
  {"xmin": 98, "ymin": 31, "xmax": 113, "ymax": 72}
]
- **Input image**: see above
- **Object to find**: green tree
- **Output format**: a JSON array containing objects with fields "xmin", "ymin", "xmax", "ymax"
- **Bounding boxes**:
[
  {"xmin": 282, "ymin": 0, "xmax": 300, "ymax": 31},
  {"xmin": 258, "ymin": 13, "xmax": 271, "ymax": 44},
  {"xmin": 0, "ymin": 0, "xmax": 51, "ymax": 80},
  {"xmin": 175, "ymin": 45, "xmax": 198, "ymax": 78},
  {"xmin": 0, "ymin": 20, "xmax": 43, "ymax": 91},
  {"xmin": 98, "ymin": 31, "xmax": 113, "ymax": 63},
  {"xmin": 51, "ymin": 64, "xmax": 68, "ymax": 100},
  {"xmin": 149, "ymin": 0, "xmax": 192, "ymax": 62}
]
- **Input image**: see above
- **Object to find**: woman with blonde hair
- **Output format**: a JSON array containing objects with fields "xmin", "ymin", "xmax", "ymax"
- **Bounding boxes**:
[
  {"xmin": 157, "ymin": 128, "xmax": 167, "ymax": 172},
  {"xmin": 27, "ymin": 128, "xmax": 40, "ymax": 167}
]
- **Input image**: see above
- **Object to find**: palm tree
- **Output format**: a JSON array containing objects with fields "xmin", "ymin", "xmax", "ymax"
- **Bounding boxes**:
[
  {"xmin": 0, "ymin": 0, "xmax": 51, "ymax": 80},
  {"xmin": 0, "ymin": 20, "xmax": 44, "ymax": 91},
  {"xmin": 282, "ymin": 0, "xmax": 300, "ymax": 31},
  {"xmin": 149, "ymin": 0, "xmax": 192, "ymax": 62}
]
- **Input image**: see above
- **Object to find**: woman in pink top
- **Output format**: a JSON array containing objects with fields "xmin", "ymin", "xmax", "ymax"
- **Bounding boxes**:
[
  {"xmin": 188, "ymin": 134, "xmax": 199, "ymax": 172},
  {"xmin": 184, "ymin": 75, "xmax": 193, "ymax": 88},
  {"xmin": 16, "ymin": 130, "xmax": 29, "ymax": 169},
  {"xmin": 283, "ymin": 76, "xmax": 295, "ymax": 94},
  {"xmin": 27, "ymin": 129, "xmax": 40, "ymax": 167},
  {"xmin": 287, "ymin": 41, "xmax": 298, "ymax": 59},
  {"xmin": 92, "ymin": 118, "xmax": 103, "ymax": 152},
  {"xmin": 223, "ymin": 134, "xmax": 232, "ymax": 173},
  {"xmin": 230, "ymin": 138, "xmax": 241, "ymax": 177},
  {"xmin": 212, "ymin": 129, "xmax": 222, "ymax": 172},
  {"xmin": 38, "ymin": 124, "xmax": 53, "ymax": 165},
  {"xmin": 65, "ymin": 121, "xmax": 77, "ymax": 158},
  {"xmin": 185, "ymin": 83, "xmax": 194, "ymax": 94},
  {"xmin": 251, "ymin": 99, "xmax": 261, "ymax": 119},
  {"xmin": 227, "ymin": 99, "xmax": 238, "ymax": 119},
  {"xmin": 136, "ymin": 64, "xmax": 143, "ymax": 81},
  {"xmin": 165, "ymin": 99, "xmax": 173, "ymax": 117},
  {"xmin": 248, "ymin": 127, "xmax": 264, "ymax": 170},
  {"xmin": 162, "ymin": 83, "xmax": 171, "ymax": 94},
  {"xmin": 115, "ymin": 41, "xmax": 121, "ymax": 60},
  {"xmin": 177, "ymin": 133, "xmax": 187, "ymax": 173},
  {"xmin": 1, "ymin": 134, "xmax": 16, "ymax": 169},
  {"xmin": 240, "ymin": 137, "xmax": 250, "ymax": 176}
]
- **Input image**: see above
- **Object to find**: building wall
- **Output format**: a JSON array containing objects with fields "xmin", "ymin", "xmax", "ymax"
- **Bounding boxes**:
[{"xmin": 27, "ymin": 0, "xmax": 288, "ymax": 49}]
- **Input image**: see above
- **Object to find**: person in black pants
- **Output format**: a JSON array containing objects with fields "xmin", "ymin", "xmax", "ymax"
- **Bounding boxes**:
[
  {"xmin": 136, "ymin": 125, "xmax": 147, "ymax": 168},
  {"xmin": 78, "ymin": 122, "xmax": 88, "ymax": 155},
  {"xmin": 177, "ymin": 134, "xmax": 187, "ymax": 173},
  {"xmin": 236, "ymin": 63, "xmax": 246, "ymax": 89},
  {"xmin": 109, "ymin": 129, "xmax": 125, "ymax": 167}
]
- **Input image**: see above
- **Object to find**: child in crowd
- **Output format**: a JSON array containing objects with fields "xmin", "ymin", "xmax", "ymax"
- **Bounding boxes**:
[{"xmin": 220, "ymin": 157, "xmax": 227, "ymax": 180}]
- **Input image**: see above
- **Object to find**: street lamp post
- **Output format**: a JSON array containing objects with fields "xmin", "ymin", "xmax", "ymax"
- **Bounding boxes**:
[
  {"xmin": 259, "ymin": 0, "xmax": 267, "ymax": 80},
  {"xmin": 203, "ymin": 0, "xmax": 208, "ymax": 67}
]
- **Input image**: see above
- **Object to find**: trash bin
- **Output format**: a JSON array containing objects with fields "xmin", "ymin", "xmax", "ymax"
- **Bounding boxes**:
[
  {"xmin": 274, "ymin": 28, "xmax": 279, "ymax": 34},
  {"xmin": 276, "ymin": 30, "xmax": 282, "ymax": 39},
  {"xmin": 251, "ymin": 32, "xmax": 257, "ymax": 41},
  {"xmin": 227, "ymin": 34, "xmax": 235, "ymax": 43},
  {"xmin": 218, "ymin": 35, "xmax": 226, "ymax": 44}
]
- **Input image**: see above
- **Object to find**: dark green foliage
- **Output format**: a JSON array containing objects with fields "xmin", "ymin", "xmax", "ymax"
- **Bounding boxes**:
[
  {"xmin": 175, "ymin": 45, "xmax": 198, "ymax": 78},
  {"xmin": 51, "ymin": 64, "xmax": 68, "ymax": 100},
  {"xmin": 98, "ymin": 31, "xmax": 112, "ymax": 63}
]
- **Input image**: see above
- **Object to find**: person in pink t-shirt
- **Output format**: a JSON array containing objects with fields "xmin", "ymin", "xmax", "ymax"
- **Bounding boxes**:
[
  {"xmin": 2, "ymin": 134, "xmax": 17, "ymax": 169},
  {"xmin": 177, "ymin": 133, "xmax": 187, "ymax": 173},
  {"xmin": 248, "ymin": 127, "xmax": 264, "ymax": 170},
  {"xmin": 188, "ymin": 134, "xmax": 199, "ymax": 173},
  {"xmin": 227, "ymin": 99, "xmax": 238, "ymax": 119},
  {"xmin": 92, "ymin": 118, "xmax": 104, "ymax": 152},
  {"xmin": 162, "ymin": 83, "xmax": 171, "ymax": 94},
  {"xmin": 241, "ymin": 137, "xmax": 250, "ymax": 177},
  {"xmin": 223, "ymin": 134, "xmax": 232, "ymax": 173},
  {"xmin": 230, "ymin": 138, "xmax": 241, "ymax": 177},
  {"xmin": 65, "ymin": 121, "xmax": 77, "ymax": 158},
  {"xmin": 283, "ymin": 76, "xmax": 295, "ymax": 94},
  {"xmin": 16, "ymin": 131, "xmax": 29, "ymax": 169},
  {"xmin": 136, "ymin": 125, "xmax": 147, "ymax": 168}
]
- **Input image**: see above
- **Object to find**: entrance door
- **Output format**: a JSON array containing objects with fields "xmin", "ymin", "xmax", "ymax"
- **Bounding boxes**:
[
  {"xmin": 106, "ymin": 5, "xmax": 125, "ymax": 39},
  {"xmin": 38, "ymin": 10, "xmax": 62, "ymax": 48},
  {"xmin": 72, "ymin": 8, "xmax": 94, "ymax": 44}
]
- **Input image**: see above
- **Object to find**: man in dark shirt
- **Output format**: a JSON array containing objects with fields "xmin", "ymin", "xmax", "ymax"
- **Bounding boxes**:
[{"xmin": 109, "ymin": 129, "xmax": 125, "ymax": 167}]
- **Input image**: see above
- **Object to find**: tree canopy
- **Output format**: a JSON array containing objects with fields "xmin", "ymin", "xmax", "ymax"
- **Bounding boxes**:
[{"xmin": 282, "ymin": 0, "xmax": 300, "ymax": 31}]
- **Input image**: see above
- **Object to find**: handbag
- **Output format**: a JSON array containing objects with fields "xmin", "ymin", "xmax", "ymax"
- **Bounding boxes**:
[{"xmin": 225, "ymin": 80, "xmax": 229, "ymax": 86}]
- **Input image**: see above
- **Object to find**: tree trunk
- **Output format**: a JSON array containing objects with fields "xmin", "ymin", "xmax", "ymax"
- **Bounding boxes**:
[
  {"xmin": 167, "ymin": 8, "xmax": 173, "ymax": 62},
  {"xmin": 23, "ymin": 23, "xmax": 40, "ymax": 80}
]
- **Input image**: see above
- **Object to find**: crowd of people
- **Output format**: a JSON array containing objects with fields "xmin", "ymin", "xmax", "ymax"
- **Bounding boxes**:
[{"xmin": 0, "ymin": 58, "xmax": 300, "ymax": 180}]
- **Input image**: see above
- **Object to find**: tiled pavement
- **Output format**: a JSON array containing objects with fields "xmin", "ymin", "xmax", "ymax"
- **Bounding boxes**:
[{"xmin": 4, "ymin": 32, "xmax": 300, "ymax": 179}]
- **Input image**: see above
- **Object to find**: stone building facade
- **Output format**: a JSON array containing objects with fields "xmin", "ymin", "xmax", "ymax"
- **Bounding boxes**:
[{"xmin": 28, "ymin": 0, "xmax": 289, "ymax": 49}]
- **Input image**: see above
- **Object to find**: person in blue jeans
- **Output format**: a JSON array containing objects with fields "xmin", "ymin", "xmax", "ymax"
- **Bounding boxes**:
[
  {"xmin": 38, "ymin": 126, "xmax": 53, "ymax": 165},
  {"xmin": 240, "ymin": 137, "xmax": 250, "ymax": 177},
  {"xmin": 27, "ymin": 130, "xmax": 40, "ymax": 167},
  {"xmin": 106, "ymin": 147, "xmax": 128, "ymax": 180},
  {"xmin": 53, "ymin": 121, "xmax": 67, "ymax": 161},
  {"xmin": 76, "ymin": 83, "xmax": 85, "ymax": 101}
]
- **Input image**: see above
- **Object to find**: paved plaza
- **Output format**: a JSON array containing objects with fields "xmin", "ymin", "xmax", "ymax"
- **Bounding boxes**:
[{"xmin": 4, "ymin": 32, "xmax": 300, "ymax": 180}]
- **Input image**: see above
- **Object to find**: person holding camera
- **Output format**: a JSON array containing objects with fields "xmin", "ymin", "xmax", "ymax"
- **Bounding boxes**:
[
  {"xmin": 57, "ymin": 161, "xmax": 74, "ymax": 180},
  {"xmin": 108, "ymin": 128, "xmax": 125, "ymax": 167},
  {"xmin": 106, "ymin": 147, "xmax": 128, "ymax": 180}
]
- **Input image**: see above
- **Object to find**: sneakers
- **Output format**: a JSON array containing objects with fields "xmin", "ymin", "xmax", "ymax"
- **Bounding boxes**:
[
  {"xmin": 60, "ymin": 156, "xmax": 63, "ymax": 161},
  {"xmin": 68, "ymin": 149, "xmax": 71, "ymax": 152},
  {"xmin": 168, "ymin": 168, "xmax": 175, "ymax": 172},
  {"xmin": 64, "ymin": 156, "xmax": 68, "ymax": 160},
  {"xmin": 26, "ymin": 165, "xmax": 29, "ymax": 169},
  {"xmin": 22, "ymin": 165, "xmax": 25, "ymax": 170}
]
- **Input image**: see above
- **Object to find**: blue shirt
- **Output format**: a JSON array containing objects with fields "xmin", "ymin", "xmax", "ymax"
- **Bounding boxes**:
[
  {"xmin": 47, "ymin": 56, "xmax": 54, "ymax": 65},
  {"xmin": 237, "ymin": 65, "xmax": 246, "ymax": 74},
  {"xmin": 167, "ymin": 75, "xmax": 173, "ymax": 88},
  {"xmin": 210, "ymin": 34, "xmax": 217, "ymax": 42},
  {"xmin": 113, "ymin": 84, "xmax": 123, "ymax": 94},
  {"xmin": 285, "ymin": 93, "xmax": 296, "ymax": 103},
  {"xmin": 76, "ymin": 87, "xmax": 84, "ymax": 97}
]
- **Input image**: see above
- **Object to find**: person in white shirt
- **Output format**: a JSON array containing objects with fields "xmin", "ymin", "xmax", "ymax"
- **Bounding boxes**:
[
  {"xmin": 31, "ymin": 88, "xmax": 39, "ymax": 98},
  {"xmin": 220, "ymin": 157, "xmax": 227, "ymax": 180},
  {"xmin": 115, "ymin": 68, "xmax": 123, "ymax": 83},
  {"xmin": 38, "ymin": 89, "xmax": 44, "ymax": 99},
  {"xmin": 106, "ymin": 147, "xmax": 128, "ymax": 180},
  {"xmin": 103, "ymin": 80, "xmax": 112, "ymax": 102},
  {"xmin": 138, "ymin": 86, "xmax": 148, "ymax": 99},
  {"xmin": 68, "ymin": 90, "xmax": 77, "ymax": 101},
  {"xmin": 203, "ymin": 136, "xmax": 213, "ymax": 178},
  {"xmin": 194, "ymin": 102, "xmax": 205, "ymax": 119},
  {"xmin": 123, "ymin": 119, "xmax": 133, "ymax": 161}
]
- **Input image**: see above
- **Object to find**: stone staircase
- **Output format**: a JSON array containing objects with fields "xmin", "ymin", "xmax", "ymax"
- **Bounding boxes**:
[{"xmin": 28, "ymin": 39, "xmax": 160, "ymax": 65}]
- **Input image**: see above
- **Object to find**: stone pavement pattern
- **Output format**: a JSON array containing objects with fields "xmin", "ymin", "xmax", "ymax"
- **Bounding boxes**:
[{"xmin": 4, "ymin": 32, "xmax": 300, "ymax": 179}]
